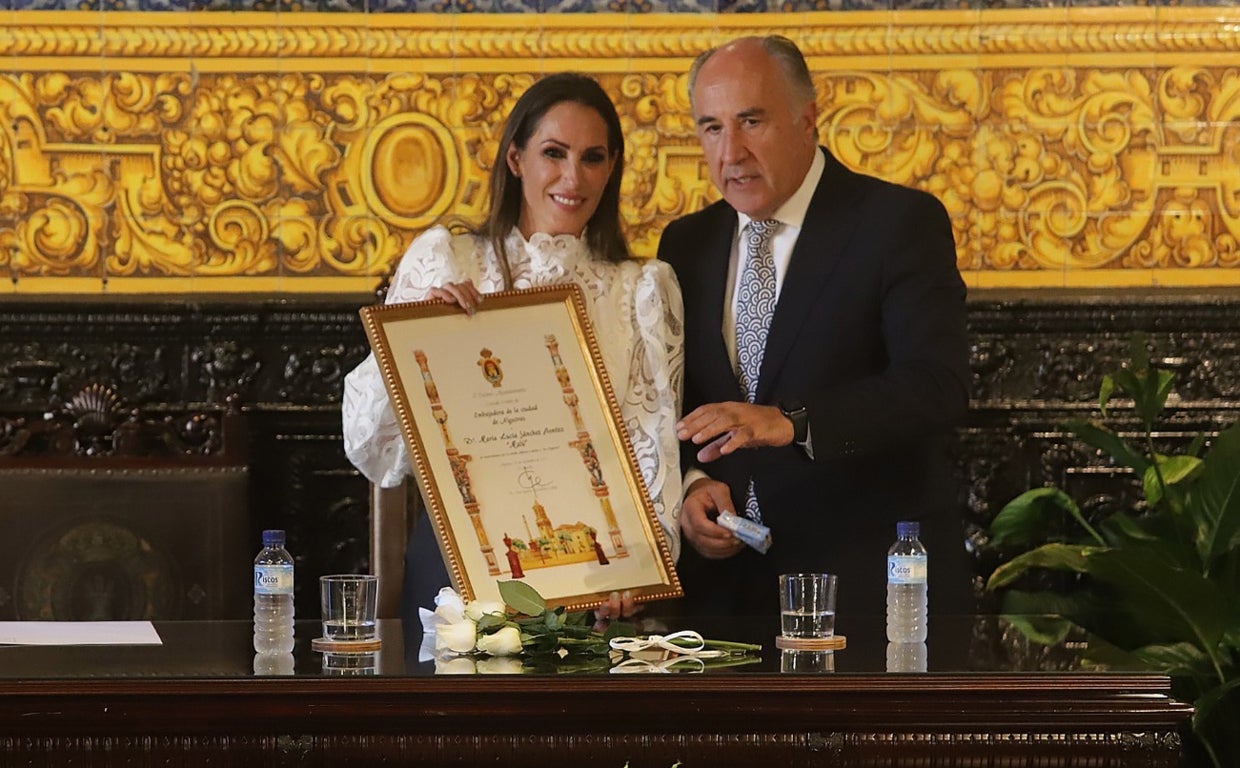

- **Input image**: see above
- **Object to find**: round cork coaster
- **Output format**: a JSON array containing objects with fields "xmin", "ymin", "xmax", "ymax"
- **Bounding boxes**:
[
  {"xmin": 775, "ymin": 634, "xmax": 847, "ymax": 651},
  {"xmin": 311, "ymin": 637, "xmax": 382, "ymax": 653}
]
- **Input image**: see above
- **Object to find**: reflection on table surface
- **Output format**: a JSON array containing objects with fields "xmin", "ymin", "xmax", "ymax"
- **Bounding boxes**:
[{"xmin": 0, "ymin": 613, "xmax": 1090, "ymax": 679}]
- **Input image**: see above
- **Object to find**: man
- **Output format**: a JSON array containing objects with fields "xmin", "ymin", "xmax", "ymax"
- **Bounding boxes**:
[{"xmin": 659, "ymin": 36, "xmax": 970, "ymax": 619}]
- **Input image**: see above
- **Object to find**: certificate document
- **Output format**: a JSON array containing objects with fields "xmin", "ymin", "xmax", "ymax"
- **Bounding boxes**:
[{"xmin": 361, "ymin": 284, "xmax": 681, "ymax": 611}]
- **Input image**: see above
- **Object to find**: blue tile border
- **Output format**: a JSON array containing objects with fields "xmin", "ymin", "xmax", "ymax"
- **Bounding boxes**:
[{"xmin": 7, "ymin": 0, "xmax": 1240, "ymax": 11}]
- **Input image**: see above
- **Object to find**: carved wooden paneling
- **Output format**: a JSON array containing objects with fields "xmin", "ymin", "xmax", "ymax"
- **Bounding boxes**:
[
  {"xmin": 0, "ymin": 731, "xmax": 1183, "ymax": 767},
  {"xmin": 3, "ymin": 289, "xmax": 1239, "ymax": 616}
]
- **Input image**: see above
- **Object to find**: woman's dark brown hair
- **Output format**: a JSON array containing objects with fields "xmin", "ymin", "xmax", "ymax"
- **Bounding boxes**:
[{"xmin": 482, "ymin": 72, "xmax": 629, "ymax": 287}]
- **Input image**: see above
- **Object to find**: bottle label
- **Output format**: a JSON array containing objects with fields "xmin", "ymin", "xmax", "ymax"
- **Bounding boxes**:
[
  {"xmin": 255, "ymin": 564, "xmax": 294, "ymax": 595},
  {"xmin": 888, "ymin": 555, "xmax": 927, "ymax": 584}
]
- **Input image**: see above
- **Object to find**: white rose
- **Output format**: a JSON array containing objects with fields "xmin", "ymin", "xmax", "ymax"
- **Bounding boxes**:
[
  {"xmin": 434, "ymin": 656, "xmax": 477, "ymax": 675},
  {"xmin": 435, "ymin": 618, "xmax": 478, "ymax": 655},
  {"xmin": 431, "ymin": 588, "xmax": 461, "ymax": 612},
  {"xmin": 475, "ymin": 625, "xmax": 523, "ymax": 656},
  {"xmin": 464, "ymin": 600, "xmax": 506, "ymax": 622},
  {"xmin": 434, "ymin": 601, "xmax": 466, "ymax": 625},
  {"xmin": 476, "ymin": 655, "xmax": 525, "ymax": 674}
]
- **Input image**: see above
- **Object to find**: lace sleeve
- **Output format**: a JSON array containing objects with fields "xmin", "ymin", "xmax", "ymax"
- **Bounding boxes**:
[
  {"xmin": 341, "ymin": 227, "xmax": 462, "ymax": 488},
  {"xmin": 626, "ymin": 258, "xmax": 686, "ymax": 561}
]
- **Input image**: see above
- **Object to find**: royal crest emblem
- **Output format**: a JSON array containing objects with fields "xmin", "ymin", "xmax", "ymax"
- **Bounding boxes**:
[{"xmin": 477, "ymin": 348, "xmax": 503, "ymax": 388}]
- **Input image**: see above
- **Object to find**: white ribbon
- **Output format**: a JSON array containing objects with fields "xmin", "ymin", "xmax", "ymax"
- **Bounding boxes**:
[
  {"xmin": 608, "ymin": 630, "xmax": 728, "ymax": 658},
  {"xmin": 610, "ymin": 656, "xmax": 708, "ymax": 674}
]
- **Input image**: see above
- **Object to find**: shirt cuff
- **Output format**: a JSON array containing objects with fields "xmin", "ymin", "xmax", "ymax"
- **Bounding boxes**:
[{"xmin": 682, "ymin": 467, "xmax": 711, "ymax": 502}]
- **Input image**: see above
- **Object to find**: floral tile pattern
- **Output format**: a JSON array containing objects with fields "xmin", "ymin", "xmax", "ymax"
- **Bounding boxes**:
[{"xmin": 4, "ymin": 7, "xmax": 1240, "ymax": 293}]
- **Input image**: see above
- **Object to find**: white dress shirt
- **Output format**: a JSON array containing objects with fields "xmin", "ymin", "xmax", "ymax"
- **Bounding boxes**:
[{"xmin": 723, "ymin": 148, "xmax": 826, "ymax": 368}]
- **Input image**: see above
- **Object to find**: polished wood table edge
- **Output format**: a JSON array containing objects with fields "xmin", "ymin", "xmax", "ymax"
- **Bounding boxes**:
[
  {"xmin": 0, "ymin": 670, "xmax": 1186, "ymax": 694},
  {"xmin": 0, "ymin": 672, "xmax": 1194, "ymax": 737}
]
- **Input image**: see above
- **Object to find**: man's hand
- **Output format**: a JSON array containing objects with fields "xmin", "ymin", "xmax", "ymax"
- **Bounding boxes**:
[
  {"xmin": 680, "ymin": 477, "xmax": 746, "ymax": 559},
  {"xmin": 427, "ymin": 280, "xmax": 484, "ymax": 315},
  {"xmin": 676, "ymin": 402, "xmax": 793, "ymax": 463},
  {"xmin": 592, "ymin": 589, "xmax": 643, "ymax": 632}
]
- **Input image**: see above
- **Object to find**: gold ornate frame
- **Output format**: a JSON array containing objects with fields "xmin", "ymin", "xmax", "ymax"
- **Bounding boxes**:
[{"xmin": 360, "ymin": 284, "xmax": 681, "ymax": 611}]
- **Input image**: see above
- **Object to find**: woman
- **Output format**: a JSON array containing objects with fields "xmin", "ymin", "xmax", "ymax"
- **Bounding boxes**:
[{"xmin": 341, "ymin": 73, "xmax": 684, "ymax": 623}]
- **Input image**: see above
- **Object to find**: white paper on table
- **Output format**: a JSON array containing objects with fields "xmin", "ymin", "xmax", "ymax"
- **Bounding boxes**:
[{"xmin": 0, "ymin": 621, "xmax": 163, "ymax": 646}]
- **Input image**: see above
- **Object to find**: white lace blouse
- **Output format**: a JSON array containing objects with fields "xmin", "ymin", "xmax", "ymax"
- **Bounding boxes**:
[{"xmin": 342, "ymin": 226, "xmax": 685, "ymax": 560}]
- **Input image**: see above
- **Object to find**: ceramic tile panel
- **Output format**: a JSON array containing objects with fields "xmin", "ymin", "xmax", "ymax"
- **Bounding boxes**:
[{"xmin": 4, "ymin": 8, "xmax": 1240, "ymax": 293}]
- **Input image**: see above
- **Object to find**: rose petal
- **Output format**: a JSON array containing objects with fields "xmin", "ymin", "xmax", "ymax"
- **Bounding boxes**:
[
  {"xmin": 464, "ymin": 600, "xmax": 506, "ymax": 622},
  {"xmin": 475, "ymin": 625, "xmax": 523, "ymax": 656},
  {"xmin": 435, "ymin": 619, "xmax": 478, "ymax": 654}
]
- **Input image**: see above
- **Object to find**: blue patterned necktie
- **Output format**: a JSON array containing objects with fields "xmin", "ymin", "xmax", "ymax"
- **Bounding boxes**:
[{"xmin": 735, "ymin": 218, "xmax": 779, "ymax": 523}]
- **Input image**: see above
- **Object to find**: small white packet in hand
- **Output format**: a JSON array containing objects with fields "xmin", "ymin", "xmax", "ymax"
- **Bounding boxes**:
[{"xmin": 717, "ymin": 511, "xmax": 772, "ymax": 554}]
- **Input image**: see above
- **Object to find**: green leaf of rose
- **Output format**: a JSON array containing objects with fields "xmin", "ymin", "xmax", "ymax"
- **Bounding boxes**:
[
  {"xmin": 498, "ymin": 580, "xmax": 546, "ymax": 617},
  {"xmin": 602, "ymin": 621, "xmax": 636, "ymax": 641},
  {"xmin": 475, "ymin": 613, "xmax": 507, "ymax": 632}
]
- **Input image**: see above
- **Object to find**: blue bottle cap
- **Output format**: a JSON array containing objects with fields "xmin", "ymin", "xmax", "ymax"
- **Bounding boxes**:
[
  {"xmin": 896, "ymin": 521, "xmax": 919, "ymax": 538},
  {"xmin": 262, "ymin": 529, "xmax": 286, "ymax": 548}
]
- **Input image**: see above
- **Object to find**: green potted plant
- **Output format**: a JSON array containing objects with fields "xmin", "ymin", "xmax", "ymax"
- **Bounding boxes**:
[{"xmin": 984, "ymin": 337, "xmax": 1240, "ymax": 767}]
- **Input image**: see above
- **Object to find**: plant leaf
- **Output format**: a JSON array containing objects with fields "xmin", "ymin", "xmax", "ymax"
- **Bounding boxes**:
[
  {"xmin": 1150, "ymin": 368, "xmax": 1177, "ymax": 415},
  {"xmin": 1099, "ymin": 374, "xmax": 1116, "ymax": 416},
  {"xmin": 1143, "ymin": 454, "xmax": 1204, "ymax": 508},
  {"xmin": 989, "ymin": 488, "xmax": 1084, "ymax": 549},
  {"xmin": 1125, "ymin": 366, "xmax": 1177, "ymax": 427},
  {"xmin": 1193, "ymin": 676, "xmax": 1240, "ymax": 768},
  {"xmin": 497, "ymin": 580, "xmax": 546, "ymax": 617},
  {"xmin": 1085, "ymin": 548, "xmax": 1227, "ymax": 651},
  {"xmin": 999, "ymin": 587, "xmax": 1088, "ymax": 616},
  {"xmin": 986, "ymin": 542, "xmax": 1096, "ymax": 590},
  {"xmin": 1067, "ymin": 419, "xmax": 1149, "ymax": 473},
  {"xmin": 1098, "ymin": 511, "xmax": 1158, "ymax": 546},
  {"xmin": 1110, "ymin": 367, "xmax": 1143, "ymax": 404},
  {"xmin": 1001, "ymin": 614, "xmax": 1076, "ymax": 646},
  {"xmin": 1088, "ymin": 638, "xmax": 1215, "ymax": 677},
  {"xmin": 1192, "ymin": 421, "xmax": 1240, "ymax": 571}
]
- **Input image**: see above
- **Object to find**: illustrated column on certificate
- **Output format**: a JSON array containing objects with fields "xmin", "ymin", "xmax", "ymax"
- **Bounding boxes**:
[
  {"xmin": 415, "ymin": 349, "xmax": 501, "ymax": 576},
  {"xmin": 544, "ymin": 335, "xmax": 628, "ymax": 559}
]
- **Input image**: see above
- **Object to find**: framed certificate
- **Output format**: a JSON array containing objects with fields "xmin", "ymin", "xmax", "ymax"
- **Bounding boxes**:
[{"xmin": 360, "ymin": 284, "xmax": 681, "ymax": 612}]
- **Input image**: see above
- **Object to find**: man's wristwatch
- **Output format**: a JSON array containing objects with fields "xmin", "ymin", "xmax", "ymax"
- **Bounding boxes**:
[{"xmin": 779, "ymin": 399, "xmax": 809, "ymax": 446}]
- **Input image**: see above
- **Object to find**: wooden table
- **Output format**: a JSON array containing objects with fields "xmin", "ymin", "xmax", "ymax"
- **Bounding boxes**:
[{"xmin": 0, "ymin": 616, "xmax": 1192, "ymax": 767}]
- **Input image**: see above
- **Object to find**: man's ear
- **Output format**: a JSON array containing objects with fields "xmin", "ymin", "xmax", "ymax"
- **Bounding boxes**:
[
  {"xmin": 800, "ymin": 100, "xmax": 819, "ymax": 141},
  {"xmin": 506, "ymin": 145, "xmax": 522, "ymax": 178}
]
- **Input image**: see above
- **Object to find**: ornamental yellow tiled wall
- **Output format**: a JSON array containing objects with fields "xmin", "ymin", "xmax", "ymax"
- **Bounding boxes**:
[{"xmin": 2, "ymin": 9, "xmax": 1239, "ymax": 294}]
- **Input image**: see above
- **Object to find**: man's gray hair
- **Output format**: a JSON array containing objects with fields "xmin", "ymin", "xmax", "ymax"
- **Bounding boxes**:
[{"xmin": 687, "ymin": 35, "xmax": 816, "ymax": 115}]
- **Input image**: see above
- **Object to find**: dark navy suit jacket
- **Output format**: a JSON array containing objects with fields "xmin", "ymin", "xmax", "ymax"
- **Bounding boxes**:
[{"xmin": 658, "ymin": 147, "xmax": 971, "ymax": 619}]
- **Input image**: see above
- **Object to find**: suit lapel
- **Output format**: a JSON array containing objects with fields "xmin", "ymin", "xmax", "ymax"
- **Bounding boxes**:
[
  {"xmin": 696, "ymin": 206, "xmax": 744, "ymax": 398},
  {"xmin": 756, "ymin": 149, "xmax": 861, "ymax": 403}
]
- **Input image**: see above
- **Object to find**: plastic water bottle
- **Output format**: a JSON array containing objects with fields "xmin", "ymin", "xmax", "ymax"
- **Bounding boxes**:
[
  {"xmin": 885, "ymin": 642, "xmax": 928, "ymax": 673},
  {"xmin": 253, "ymin": 529, "xmax": 295, "ymax": 654},
  {"xmin": 886, "ymin": 520, "xmax": 928, "ymax": 643}
]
